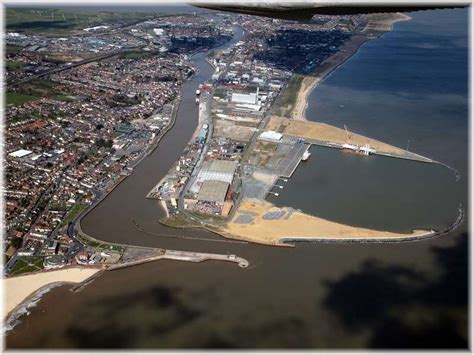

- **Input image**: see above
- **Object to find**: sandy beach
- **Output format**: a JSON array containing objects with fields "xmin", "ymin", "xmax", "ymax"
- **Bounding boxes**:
[
  {"xmin": 223, "ymin": 199, "xmax": 430, "ymax": 246},
  {"xmin": 291, "ymin": 13, "xmax": 412, "ymax": 121},
  {"xmin": 4, "ymin": 267, "xmax": 102, "ymax": 318}
]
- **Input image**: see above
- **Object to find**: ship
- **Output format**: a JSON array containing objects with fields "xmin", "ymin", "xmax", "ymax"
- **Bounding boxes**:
[
  {"xmin": 341, "ymin": 143, "xmax": 376, "ymax": 156},
  {"xmin": 302, "ymin": 149, "xmax": 311, "ymax": 161}
]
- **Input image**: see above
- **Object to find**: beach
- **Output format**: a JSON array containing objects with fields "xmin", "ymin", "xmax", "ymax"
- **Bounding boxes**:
[
  {"xmin": 4, "ymin": 267, "xmax": 102, "ymax": 319},
  {"xmin": 291, "ymin": 13, "xmax": 412, "ymax": 121},
  {"xmin": 221, "ymin": 199, "xmax": 431, "ymax": 246}
]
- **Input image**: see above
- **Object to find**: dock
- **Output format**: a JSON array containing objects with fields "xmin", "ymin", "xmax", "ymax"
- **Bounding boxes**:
[
  {"xmin": 285, "ymin": 135, "xmax": 434, "ymax": 164},
  {"xmin": 278, "ymin": 141, "xmax": 311, "ymax": 178}
]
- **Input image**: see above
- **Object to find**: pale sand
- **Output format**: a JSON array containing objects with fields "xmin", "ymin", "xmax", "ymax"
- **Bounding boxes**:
[
  {"xmin": 4, "ymin": 267, "xmax": 101, "ymax": 317},
  {"xmin": 363, "ymin": 13, "xmax": 412, "ymax": 32},
  {"xmin": 223, "ymin": 199, "xmax": 429, "ymax": 246},
  {"xmin": 267, "ymin": 116, "xmax": 411, "ymax": 156}
]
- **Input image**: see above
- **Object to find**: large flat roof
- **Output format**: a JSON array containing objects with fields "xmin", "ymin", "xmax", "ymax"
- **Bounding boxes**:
[
  {"xmin": 9, "ymin": 149, "xmax": 33, "ymax": 158},
  {"xmin": 197, "ymin": 180, "xmax": 229, "ymax": 203},
  {"xmin": 203, "ymin": 159, "xmax": 237, "ymax": 175}
]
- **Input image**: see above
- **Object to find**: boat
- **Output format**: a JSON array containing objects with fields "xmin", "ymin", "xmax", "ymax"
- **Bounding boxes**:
[{"xmin": 302, "ymin": 149, "xmax": 311, "ymax": 161}]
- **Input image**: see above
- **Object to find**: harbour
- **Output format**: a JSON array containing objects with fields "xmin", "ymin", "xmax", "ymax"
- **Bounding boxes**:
[{"xmin": 5, "ymin": 8, "xmax": 468, "ymax": 350}]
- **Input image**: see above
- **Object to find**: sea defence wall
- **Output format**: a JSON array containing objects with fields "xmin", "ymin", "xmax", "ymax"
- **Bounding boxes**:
[{"xmin": 279, "ymin": 204, "xmax": 464, "ymax": 246}]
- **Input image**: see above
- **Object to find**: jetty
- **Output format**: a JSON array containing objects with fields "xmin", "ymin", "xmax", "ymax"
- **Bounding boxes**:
[{"xmin": 109, "ymin": 248, "xmax": 249, "ymax": 270}]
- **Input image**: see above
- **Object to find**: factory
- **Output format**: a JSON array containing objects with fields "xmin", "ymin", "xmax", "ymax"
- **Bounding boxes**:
[{"xmin": 185, "ymin": 159, "xmax": 238, "ymax": 216}]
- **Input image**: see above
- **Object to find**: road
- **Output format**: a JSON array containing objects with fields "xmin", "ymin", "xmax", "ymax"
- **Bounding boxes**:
[{"xmin": 7, "ymin": 47, "xmax": 143, "ymax": 87}]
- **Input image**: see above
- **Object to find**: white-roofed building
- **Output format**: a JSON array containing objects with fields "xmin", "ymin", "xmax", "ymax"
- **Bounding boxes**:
[
  {"xmin": 190, "ymin": 160, "xmax": 238, "ymax": 194},
  {"xmin": 231, "ymin": 92, "xmax": 257, "ymax": 105},
  {"xmin": 9, "ymin": 149, "xmax": 33, "ymax": 158},
  {"xmin": 259, "ymin": 131, "xmax": 282, "ymax": 142}
]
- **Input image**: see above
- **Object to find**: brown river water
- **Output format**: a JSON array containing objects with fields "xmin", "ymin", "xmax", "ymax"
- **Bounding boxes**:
[{"xmin": 6, "ymin": 9, "xmax": 468, "ymax": 349}]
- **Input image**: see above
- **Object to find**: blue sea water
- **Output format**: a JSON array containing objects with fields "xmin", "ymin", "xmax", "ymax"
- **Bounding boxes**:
[{"xmin": 268, "ymin": 9, "xmax": 468, "ymax": 232}]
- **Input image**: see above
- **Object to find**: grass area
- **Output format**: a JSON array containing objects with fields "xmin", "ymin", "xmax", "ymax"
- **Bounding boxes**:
[
  {"xmin": 15, "ymin": 79, "xmax": 75, "ymax": 102},
  {"xmin": 6, "ymin": 44, "xmax": 23, "ymax": 55},
  {"xmin": 60, "ymin": 203, "xmax": 87, "ymax": 227},
  {"xmin": 6, "ymin": 8, "xmax": 159, "ymax": 35},
  {"xmin": 85, "ymin": 240, "xmax": 101, "ymax": 248},
  {"xmin": 6, "ymin": 91, "xmax": 39, "ymax": 106},
  {"xmin": 276, "ymin": 74, "xmax": 304, "ymax": 117},
  {"xmin": 54, "ymin": 94, "xmax": 76, "ymax": 102},
  {"xmin": 49, "ymin": 202, "xmax": 68, "ymax": 211},
  {"xmin": 160, "ymin": 212, "xmax": 202, "ymax": 229},
  {"xmin": 10, "ymin": 257, "xmax": 44, "ymax": 276},
  {"xmin": 6, "ymin": 60, "xmax": 23, "ymax": 70},
  {"xmin": 121, "ymin": 51, "xmax": 150, "ymax": 60},
  {"xmin": 97, "ymin": 244, "xmax": 126, "ymax": 253},
  {"xmin": 213, "ymin": 88, "xmax": 227, "ymax": 99},
  {"xmin": 190, "ymin": 211, "xmax": 226, "ymax": 225},
  {"xmin": 77, "ymin": 233, "xmax": 125, "ymax": 253}
]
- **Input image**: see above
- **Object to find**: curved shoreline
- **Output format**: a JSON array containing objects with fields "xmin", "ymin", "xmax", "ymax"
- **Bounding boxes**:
[
  {"xmin": 279, "ymin": 204, "xmax": 464, "ymax": 246},
  {"xmin": 294, "ymin": 14, "xmax": 412, "ymax": 122},
  {"xmin": 4, "ymin": 267, "xmax": 102, "ymax": 328}
]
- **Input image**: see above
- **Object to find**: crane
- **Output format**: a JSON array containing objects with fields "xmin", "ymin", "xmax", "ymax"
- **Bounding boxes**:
[{"xmin": 344, "ymin": 124, "xmax": 352, "ymax": 143}]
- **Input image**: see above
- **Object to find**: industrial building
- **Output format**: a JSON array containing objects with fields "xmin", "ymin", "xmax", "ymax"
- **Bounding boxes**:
[
  {"xmin": 231, "ymin": 92, "xmax": 258, "ymax": 105},
  {"xmin": 259, "ymin": 130, "xmax": 282, "ymax": 142},
  {"xmin": 197, "ymin": 180, "xmax": 230, "ymax": 203},
  {"xmin": 194, "ymin": 159, "xmax": 237, "ymax": 187},
  {"xmin": 9, "ymin": 149, "xmax": 33, "ymax": 158}
]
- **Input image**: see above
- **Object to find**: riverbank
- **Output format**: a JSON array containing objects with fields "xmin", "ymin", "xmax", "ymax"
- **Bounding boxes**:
[
  {"xmin": 4, "ymin": 267, "xmax": 102, "ymax": 320},
  {"xmin": 291, "ymin": 13, "xmax": 411, "ymax": 121}
]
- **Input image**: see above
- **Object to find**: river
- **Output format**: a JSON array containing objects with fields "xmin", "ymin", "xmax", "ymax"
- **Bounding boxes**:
[{"xmin": 6, "ymin": 8, "xmax": 468, "ymax": 349}]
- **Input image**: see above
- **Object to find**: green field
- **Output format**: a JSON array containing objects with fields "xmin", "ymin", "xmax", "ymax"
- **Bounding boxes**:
[
  {"xmin": 13, "ymin": 79, "xmax": 75, "ymax": 102},
  {"xmin": 6, "ymin": 91, "xmax": 39, "ymax": 106},
  {"xmin": 10, "ymin": 257, "xmax": 44, "ymax": 276},
  {"xmin": 274, "ymin": 74, "xmax": 305, "ymax": 117},
  {"xmin": 121, "ymin": 51, "xmax": 150, "ymax": 60},
  {"xmin": 6, "ymin": 8, "xmax": 159, "ymax": 35},
  {"xmin": 60, "ymin": 203, "xmax": 87, "ymax": 227},
  {"xmin": 6, "ymin": 60, "xmax": 23, "ymax": 70},
  {"xmin": 6, "ymin": 44, "xmax": 23, "ymax": 55}
]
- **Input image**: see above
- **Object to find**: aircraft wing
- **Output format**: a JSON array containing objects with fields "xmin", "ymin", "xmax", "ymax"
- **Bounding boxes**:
[{"xmin": 192, "ymin": 1, "xmax": 470, "ymax": 21}]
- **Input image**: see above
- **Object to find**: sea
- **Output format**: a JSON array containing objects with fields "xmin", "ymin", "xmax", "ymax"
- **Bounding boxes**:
[{"xmin": 5, "ymin": 8, "xmax": 469, "ymax": 350}]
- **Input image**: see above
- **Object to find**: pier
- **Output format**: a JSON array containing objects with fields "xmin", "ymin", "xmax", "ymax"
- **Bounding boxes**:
[
  {"xmin": 286, "ymin": 135, "xmax": 434, "ymax": 164},
  {"xmin": 109, "ymin": 249, "xmax": 249, "ymax": 270}
]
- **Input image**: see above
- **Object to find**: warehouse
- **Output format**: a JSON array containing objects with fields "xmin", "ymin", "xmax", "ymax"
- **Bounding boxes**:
[
  {"xmin": 197, "ymin": 160, "xmax": 237, "ymax": 184},
  {"xmin": 197, "ymin": 180, "xmax": 230, "ymax": 203},
  {"xmin": 231, "ymin": 92, "xmax": 257, "ymax": 105},
  {"xmin": 190, "ymin": 159, "xmax": 238, "ymax": 194},
  {"xmin": 9, "ymin": 149, "xmax": 33, "ymax": 158},
  {"xmin": 259, "ymin": 130, "xmax": 282, "ymax": 142}
]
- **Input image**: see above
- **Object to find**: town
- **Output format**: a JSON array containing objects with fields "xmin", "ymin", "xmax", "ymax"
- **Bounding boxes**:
[{"xmin": 5, "ymin": 6, "xmax": 403, "ymax": 274}]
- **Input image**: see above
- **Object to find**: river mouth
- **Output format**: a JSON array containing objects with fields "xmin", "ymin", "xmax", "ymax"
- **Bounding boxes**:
[
  {"xmin": 266, "ymin": 145, "xmax": 460, "ymax": 233},
  {"xmin": 4, "ymin": 8, "xmax": 468, "ymax": 350},
  {"xmin": 80, "ymin": 25, "xmax": 246, "ymax": 249}
]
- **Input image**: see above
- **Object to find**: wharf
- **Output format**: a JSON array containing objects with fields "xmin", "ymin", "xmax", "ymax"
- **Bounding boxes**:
[
  {"xmin": 285, "ymin": 135, "xmax": 434, "ymax": 164},
  {"xmin": 278, "ymin": 142, "xmax": 311, "ymax": 178}
]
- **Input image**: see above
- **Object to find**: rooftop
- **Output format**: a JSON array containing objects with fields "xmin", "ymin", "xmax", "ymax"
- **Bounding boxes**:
[{"xmin": 197, "ymin": 180, "xmax": 229, "ymax": 203}]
